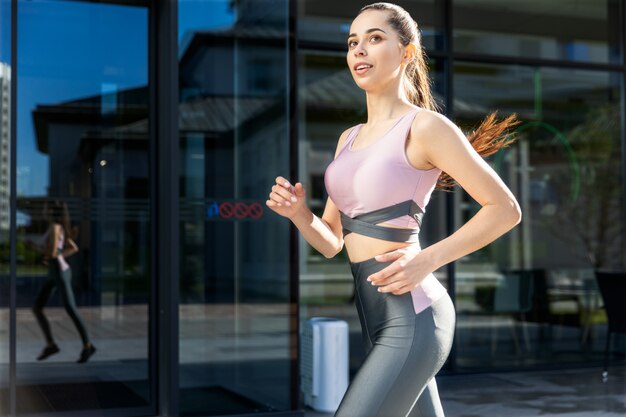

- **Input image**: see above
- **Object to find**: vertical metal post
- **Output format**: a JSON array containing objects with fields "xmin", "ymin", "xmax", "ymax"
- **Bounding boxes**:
[
  {"xmin": 9, "ymin": 0, "xmax": 17, "ymax": 414},
  {"xmin": 154, "ymin": 0, "xmax": 179, "ymax": 415},
  {"xmin": 288, "ymin": 0, "xmax": 300, "ymax": 410},
  {"xmin": 620, "ymin": 0, "xmax": 626, "ymax": 272}
]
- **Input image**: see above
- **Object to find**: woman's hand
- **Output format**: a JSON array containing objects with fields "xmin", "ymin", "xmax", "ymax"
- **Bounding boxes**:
[
  {"xmin": 367, "ymin": 246, "xmax": 435, "ymax": 295},
  {"xmin": 266, "ymin": 176, "xmax": 307, "ymax": 219}
]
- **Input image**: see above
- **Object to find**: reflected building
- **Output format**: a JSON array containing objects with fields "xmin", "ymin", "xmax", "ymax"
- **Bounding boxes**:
[{"xmin": 0, "ymin": 0, "xmax": 625, "ymax": 416}]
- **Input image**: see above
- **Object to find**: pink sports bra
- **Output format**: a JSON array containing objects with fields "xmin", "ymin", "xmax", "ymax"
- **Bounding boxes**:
[
  {"xmin": 324, "ymin": 107, "xmax": 448, "ymax": 314},
  {"xmin": 324, "ymin": 107, "xmax": 441, "ymax": 240}
]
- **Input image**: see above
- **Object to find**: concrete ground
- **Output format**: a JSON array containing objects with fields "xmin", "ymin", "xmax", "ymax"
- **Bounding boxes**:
[
  {"xmin": 2, "ymin": 303, "xmax": 624, "ymax": 416},
  {"xmin": 303, "ymin": 364, "xmax": 626, "ymax": 417}
]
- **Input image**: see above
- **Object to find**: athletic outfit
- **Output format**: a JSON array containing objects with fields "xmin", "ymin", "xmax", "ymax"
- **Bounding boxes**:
[
  {"xmin": 324, "ymin": 107, "xmax": 456, "ymax": 417},
  {"xmin": 33, "ymin": 226, "xmax": 90, "ymax": 349}
]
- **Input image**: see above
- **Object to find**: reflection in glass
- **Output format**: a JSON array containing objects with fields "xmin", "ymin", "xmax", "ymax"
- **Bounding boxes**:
[
  {"xmin": 453, "ymin": 0, "xmax": 621, "ymax": 64},
  {"xmin": 16, "ymin": 1, "xmax": 151, "ymax": 414},
  {"xmin": 453, "ymin": 62, "xmax": 624, "ymax": 370},
  {"xmin": 30, "ymin": 200, "xmax": 95, "ymax": 363},
  {"xmin": 297, "ymin": 50, "xmax": 450, "ymax": 375},
  {"xmin": 0, "ymin": 0, "xmax": 10, "ymax": 414},
  {"xmin": 178, "ymin": 0, "xmax": 294, "ymax": 415}
]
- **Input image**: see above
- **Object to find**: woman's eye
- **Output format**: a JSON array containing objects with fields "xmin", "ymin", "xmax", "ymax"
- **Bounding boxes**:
[
  {"xmin": 370, "ymin": 35, "xmax": 381, "ymax": 42},
  {"xmin": 348, "ymin": 40, "xmax": 357, "ymax": 48},
  {"xmin": 348, "ymin": 35, "xmax": 382, "ymax": 48}
]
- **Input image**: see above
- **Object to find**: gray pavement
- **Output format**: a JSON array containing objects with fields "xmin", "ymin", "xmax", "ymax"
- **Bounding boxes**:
[
  {"xmin": 303, "ymin": 364, "xmax": 626, "ymax": 417},
  {"xmin": 2, "ymin": 304, "xmax": 624, "ymax": 416}
]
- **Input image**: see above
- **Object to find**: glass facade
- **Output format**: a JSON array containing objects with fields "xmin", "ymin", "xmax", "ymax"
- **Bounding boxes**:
[
  {"xmin": 298, "ymin": 0, "xmax": 626, "ymax": 380},
  {"xmin": 453, "ymin": 0, "xmax": 622, "ymax": 64},
  {"xmin": 453, "ymin": 63, "xmax": 625, "ymax": 369},
  {"xmin": 1, "ymin": 0, "xmax": 10, "ymax": 414},
  {"xmin": 178, "ymin": 0, "xmax": 294, "ymax": 415},
  {"xmin": 15, "ymin": 1, "xmax": 151, "ymax": 415},
  {"xmin": 0, "ymin": 0, "xmax": 622, "ymax": 416},
  {"xmin": 298, "ymin": 0, "xmax": 442, "ymax": 51}
]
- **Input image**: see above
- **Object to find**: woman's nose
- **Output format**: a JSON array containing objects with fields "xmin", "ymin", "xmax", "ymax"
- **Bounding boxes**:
[{"xmin": 354, "ymin": 45, "xmax": 366, "ymax": 56}]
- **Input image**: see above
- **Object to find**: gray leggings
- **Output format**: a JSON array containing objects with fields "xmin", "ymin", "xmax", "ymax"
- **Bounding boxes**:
[
  {"xmin": 335, "ymin": 257, "xmax": 456, "ymax": 417},
  {"xmin": 33, "ymin": 261, "xmax": 90, "ymax": 346}
]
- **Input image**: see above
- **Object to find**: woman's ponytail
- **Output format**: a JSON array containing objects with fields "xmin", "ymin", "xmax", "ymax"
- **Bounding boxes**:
[{"xmin": 435, "ymin": 112, "xmax": 520, "ymax": 191}]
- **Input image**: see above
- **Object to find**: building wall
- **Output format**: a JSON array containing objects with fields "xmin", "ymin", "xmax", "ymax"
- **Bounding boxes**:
[{"xmin": 0, "ymin": 0, "xmax": 624, "ymax": 416}]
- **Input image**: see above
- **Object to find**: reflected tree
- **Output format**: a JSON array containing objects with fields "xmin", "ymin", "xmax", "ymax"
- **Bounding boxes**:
[{"xmin": 542, "ymin": 103, "xmax": 624, "ymax": 270}]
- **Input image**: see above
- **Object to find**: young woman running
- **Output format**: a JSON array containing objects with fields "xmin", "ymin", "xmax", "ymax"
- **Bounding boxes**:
[
  {"xmin": 32, "ymin": 200, "xmax": 97, "ymax": 363},
  {"xmin": 267, "ymin": 3, "xmax": 521, "ymax": 416}
]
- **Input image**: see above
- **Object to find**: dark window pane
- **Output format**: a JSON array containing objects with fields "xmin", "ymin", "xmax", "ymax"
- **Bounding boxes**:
[
  {"xmin": 453, "ymin": 61, "xmax": 624, "ymax": 371},
  {"xmin": 178, "ymin": 0, "xmax": 294, "ymax": 415},
  {"xmin": 299, "ymin": 0, "xmax": 441, "ymax": 51},
  {"xmin": 453, "ymin": 0, "xmax": 622, "ymax": 64},
  {"xmin": 16, "ymin": 1, "xmax": 151, "ymax": 414}
]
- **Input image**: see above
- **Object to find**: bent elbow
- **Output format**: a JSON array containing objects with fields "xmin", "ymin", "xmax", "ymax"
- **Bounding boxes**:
[
  {"xmin": 508, "ymin": 201, "xmax": 522, "ymax": 226},
  {"xmin": 510, "ymin": 212, "xmax": 522, "ymax": 230},
  {"xmin": 324, "ymin": 240, "xmax": 344, "ymax": 259}
]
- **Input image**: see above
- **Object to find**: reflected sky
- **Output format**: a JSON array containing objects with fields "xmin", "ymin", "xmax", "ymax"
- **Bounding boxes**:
[
  {"xmin": 179, "ymin": 0, "xmax": 235, "ymax": 56},
  {"xmin": 0, "ymin": 1, "xmax": 8, "ymax": 64},
  {"xmin": 17, "ymin": 0, "xmax": 147, "ymax": 196},
  {"xmin": 6, "ymin": 0, "xmax": 234, "ymax": 197}
]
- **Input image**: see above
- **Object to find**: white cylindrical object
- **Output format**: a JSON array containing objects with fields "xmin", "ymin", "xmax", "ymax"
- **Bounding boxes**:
[{"xmin": 301, "ymin": 317, "xmax": 349, "ymax": 413}]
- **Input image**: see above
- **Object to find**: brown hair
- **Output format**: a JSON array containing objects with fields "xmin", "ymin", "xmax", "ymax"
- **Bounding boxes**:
[{"xmin": 359, "ymin": 2, "xmax": 520, "ymax": 191}]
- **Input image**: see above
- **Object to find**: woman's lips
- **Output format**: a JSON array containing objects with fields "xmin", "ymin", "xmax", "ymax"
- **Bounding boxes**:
[{"xmin": 355, "ymin": 64, "xmax": 373, "ymax": 75}]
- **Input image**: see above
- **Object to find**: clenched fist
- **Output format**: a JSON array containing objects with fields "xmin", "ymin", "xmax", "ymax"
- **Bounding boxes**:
[{"xmin": 266, "ymin": 176, "xmax": 307, "ymax": 219}]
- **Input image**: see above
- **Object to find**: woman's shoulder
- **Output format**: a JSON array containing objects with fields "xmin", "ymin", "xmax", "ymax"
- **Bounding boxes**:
[
  {"xmin": 413, "ymin": 108, "xmax": 454, "ymax": 127},
  {"xmin": 408, "ymin": 108, "xmax": 469, "ymax": 167},
  {"xmin": 334, "ymin": 124, "xmax": 359, "ymax": 158},
  {"xmin": 411, "ymin": 108, "xmax": 464, "ymax": 140}
]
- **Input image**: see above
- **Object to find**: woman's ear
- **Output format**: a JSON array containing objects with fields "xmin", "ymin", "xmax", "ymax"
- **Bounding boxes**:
[{"xmin": 403, "ymin": 43, "xmax": 418, "ymax": 65}]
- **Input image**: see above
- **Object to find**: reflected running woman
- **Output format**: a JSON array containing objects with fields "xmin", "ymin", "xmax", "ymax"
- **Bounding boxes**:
[{"xmin": 32, "ymin": 199, "xmax": 96, "ymax": 364}]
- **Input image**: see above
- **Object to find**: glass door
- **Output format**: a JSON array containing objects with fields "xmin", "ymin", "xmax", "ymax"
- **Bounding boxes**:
[
  {"xmin": 15, "ymin": 0, "xmax": 152, "ymax": 415},
  {"xmin": 178, "ymin": 0, "xmax": 295, "ymax": 415}
]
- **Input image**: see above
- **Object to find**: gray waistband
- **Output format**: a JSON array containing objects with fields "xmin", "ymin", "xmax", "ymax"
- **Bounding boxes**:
[{"xmin": 340, "ymin": 200, "xmax": 423, "ymax": 243}]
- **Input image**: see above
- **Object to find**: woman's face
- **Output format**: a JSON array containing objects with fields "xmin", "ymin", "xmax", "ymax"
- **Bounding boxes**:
[{"xmin": 346, "ymin": 10, "xmax": 407, "ymax": 92}]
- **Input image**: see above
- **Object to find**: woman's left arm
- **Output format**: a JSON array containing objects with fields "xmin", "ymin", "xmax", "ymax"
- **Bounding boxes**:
[
  {"xmin": 61, "ymin": 237, "xmax": 79, "ymax": 259},
  {"xmin": 370, "ymin": 111, "xmax": 521, "ymax": 293}
]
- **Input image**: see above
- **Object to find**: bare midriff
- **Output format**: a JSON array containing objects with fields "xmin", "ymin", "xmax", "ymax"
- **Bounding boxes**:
[{"xmin": 343, "ymin": 222, "xmax": 421, "ymax": 263}]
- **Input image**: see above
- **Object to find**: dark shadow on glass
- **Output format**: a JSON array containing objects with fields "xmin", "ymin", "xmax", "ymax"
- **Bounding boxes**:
[{"xmin": 595, "ymin": 271, "xmax": 626, "ymax": 382}]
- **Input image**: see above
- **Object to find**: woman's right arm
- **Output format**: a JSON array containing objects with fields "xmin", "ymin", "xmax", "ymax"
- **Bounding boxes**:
[
  {"xmin": 266, "ymin": 128, "xmax": 351, "ymax": 258},
  {"xmin": 290, "ymin": 193, "xmax": 344, "ymax": 259}
]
